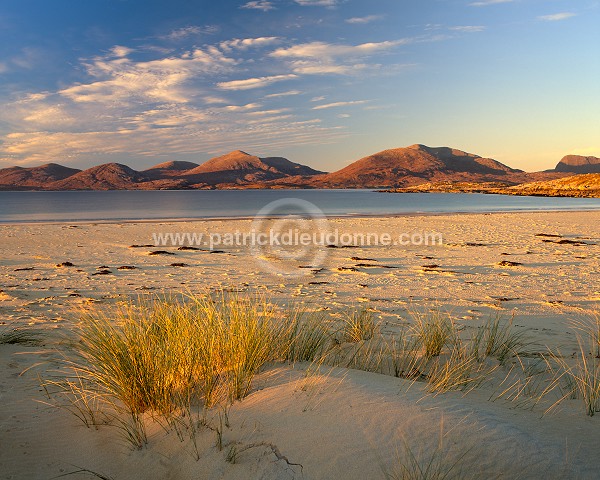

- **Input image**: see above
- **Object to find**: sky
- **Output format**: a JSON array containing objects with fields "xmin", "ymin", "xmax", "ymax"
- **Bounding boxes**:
[{"xmin": 0, "ymin": 0, "xmax": 599, "ymax": 173}]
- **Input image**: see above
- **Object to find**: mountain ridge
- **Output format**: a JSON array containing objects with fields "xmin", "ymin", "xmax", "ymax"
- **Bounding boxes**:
[{"xmin": 0, "ymin": 146, "xmax": 594, "ymax": 191}]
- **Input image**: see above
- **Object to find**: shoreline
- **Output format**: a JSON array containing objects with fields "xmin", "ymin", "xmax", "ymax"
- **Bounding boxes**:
[{"xmin": 3, "ymin": 206, "xmax": 600, "ymax": 226}]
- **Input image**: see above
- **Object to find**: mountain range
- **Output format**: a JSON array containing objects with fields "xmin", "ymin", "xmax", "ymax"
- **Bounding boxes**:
[{"xmin": 1, "ymin": 145, "xmax": 598, "ymax": 191}]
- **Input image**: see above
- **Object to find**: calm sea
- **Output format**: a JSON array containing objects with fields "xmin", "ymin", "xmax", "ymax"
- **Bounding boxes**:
[{"xmin": 1, "ymin": 190, "xmax": 600, "ymax": 223}]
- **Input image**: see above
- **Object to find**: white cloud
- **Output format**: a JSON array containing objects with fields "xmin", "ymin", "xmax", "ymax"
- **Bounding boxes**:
[
  {"xmin": 246, "ymin": 108, "xmax": 290, "ymax": 116},
  {"xmin": 60, "ymin": 48, "xmax": 237, "ymax": 104},
  {"xmin": 22, "ymin": 104, "xmax": 77, "ymax": 127},
  {"xmin": 241, "ymin": 1, "xmax": 274, "ymax": 11},
  {"xmin": 265, "ymin": 90, "xmax": 303, "ymax": 98},
  {"xmin": 271, "ymin": 39, "xmax": 412, "ymax": 59},
  {"xmin": 129, "ymin": 105, "xmax": 208, "ymax": 127},
  {"xmin": 219, "ymin": 37, "xmax": 279, "ymax": 51},
  {"xmin": 345, "ymin": 15, "xmax": 384, "ymax": 24},
  {"xmin": 312, "ymin": 100, "xmax": 367, "ymax": 110},
  {"xmin": 270, "ymin": 39, "xmax": 412, "ymax": 76},
  {"xmin": 337, "ymin": 113, "xmax": 350, "ymax": 118},
  {"xmin": 110, "ymin": 46, "xmax": 134, "ymax": 57},
  {"xmin": 450, "ymin": 26, "xmax": 486, "ymax": 33},
  {"xmin": 294, "ymin": 0, "xmax": 338, "ymax": 6},
  {"xmin": 224, "ymin": 103, "xmax": 262, "ymax": 111},
  {"xmin": 217, "ymin": 74, "xmax": 298, "ymax": 90},
  {"xmin": 162, "ymin": 25, "xmax": 219, "ymax": 41},
  {"xmin": 203, "ymin": 96, "xmax": 229, "ymax": 104},
  {"xmin": 469, "ymin": 0, "xmax": 515, "ymax": 6},
  {"xmin": 538, "ymin": 12, "xmax": 576, "ymax": 21},
  {"xmin": 245, "ymin": 114, "xmax": 293, "ymax": 124},
  {"xmin": 290, "ymin": 62, "xmax": 374, "ymax": 75},
  {"xmin": 0, "ymin": 34, "xmax": 356, "ymax": 166},
  {"xmin": 311, "ymin": 96, "xmax": 326, "ymax": 102}
]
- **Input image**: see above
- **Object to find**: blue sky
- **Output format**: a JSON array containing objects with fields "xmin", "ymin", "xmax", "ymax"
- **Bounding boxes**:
[{"xmin": 0, "ymin": 0, "xmax": 598, "ymax": 172}]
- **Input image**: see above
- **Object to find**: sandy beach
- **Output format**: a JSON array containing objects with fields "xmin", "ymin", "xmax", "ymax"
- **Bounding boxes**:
[{"xmin": 2, "ymin": 211, "xmax": 600, "ymax": 479}]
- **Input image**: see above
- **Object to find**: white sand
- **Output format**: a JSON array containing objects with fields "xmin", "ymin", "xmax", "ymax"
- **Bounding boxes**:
[{"xmin": 1, "ymin": 211, "xmax": 600, "ymax": 479}]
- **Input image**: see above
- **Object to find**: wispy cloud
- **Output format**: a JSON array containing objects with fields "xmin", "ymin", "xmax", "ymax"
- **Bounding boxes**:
[
  {"xmin": 538, "ymin": 12, "xmax": 576, "ymax": 21},
  {"xmin": 203, "ymin": 96, "xmax": 229, "ymax": 104},
  {"xmin": 312, "ymin": 100, "xmax": 367, "ymax": 110},
  {"xmin": 9, "ymin": 47, "xmax": 43, "ymax": 70},
  {"xmin": 162, "ymin": 25, "xmax": 219, "ymax": 41},
  {"xmin": 271, "ymin": 39, "xmax": 412, "ymax": 59},
  {"xmin": 271, "ymin": 39, "xmax": 412, "ymax": 75},
  {"xmin": 469, "ymin": 0, "xmax": 515, "ymax": 6},
  {"xmin": 60, "ymin": 47, "xmax": 237, "ymax": 104},
  {"xmin": 224, "ymin": 103, "xmax": 262, "ymax": 111},
  {"xmin": 0, "ymin": 39, "xmax": 348, "ymax": 166},
  {"xmin": 291, "ymin": 62, "xmax": 375, "ymax": 75},
  {"xmin": 110, "ymin": 46, "xmax": 134, "ymax": 57},
  {"xmin": 346, "ymin": 15, "xmax": 384, "ymax": 24},
  {"xmin": 219, "ymin": 37, "xmax": 279, "ymax": 51},
  {"xmin": 294, "ymin": 0, "xmax": 338, "ymax": 6},
  {"xmin": 265, "ymin": 90, "xmax": 303, "ymax": 98},
  {"xmin": 3, "ymin": 22, "xmax": 403, "ymax": 166},
  {"xmin": 240, "ymin": 1, "xmax": 274, "ymax": 11},
  {"xmin": 217, "ymin": 74, "xmax": 298, "ymax": 90},
  {"xmin": 247, "ymin": 108, "xmax": 290, "ymax": 116},
  {"xmin": 450, "ymin": 26, "xmax": 486, "ymax": 33}
]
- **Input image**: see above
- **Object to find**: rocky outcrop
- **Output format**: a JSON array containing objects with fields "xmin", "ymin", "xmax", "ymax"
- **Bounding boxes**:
[{"xmin": 555, "ymin": 155, "xmax": 600, "ymax": 174}]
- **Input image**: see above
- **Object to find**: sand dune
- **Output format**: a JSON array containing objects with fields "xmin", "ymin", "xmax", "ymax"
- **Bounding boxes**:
[{"xmin": 1, "ymin": 211, "xmax": 600, "ymax": 478}]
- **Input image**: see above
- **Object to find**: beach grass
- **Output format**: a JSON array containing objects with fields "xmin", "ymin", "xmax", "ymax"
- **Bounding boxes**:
[
  {"xmin": 411, "ymin": 310, "xmax": 454, "ymax": 358},
  {"xmin": 45, "ymin": 293, "xmax": 598, "ymax": 454},
  {"xmin": 45, "ymin": 293, "xmax": 332, "ymax": 447},
  {"xmin": 470, "ymin": 315, "xmax": 531, "ymax": 364},
  {"xmin": 549, "ymin": 330, "xmax": 600, "ymax": 416},
  {"xmin": 341, "ymin": 308, "xmax": 377, "ymax": 343}
]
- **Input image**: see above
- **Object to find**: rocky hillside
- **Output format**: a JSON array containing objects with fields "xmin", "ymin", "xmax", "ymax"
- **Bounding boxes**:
[
  {"xmin": 0, "ymin": 163, "xmax": 80, "ymax": 190},
  {"xmin": 555, "ymin": 155, "xmax": 600, "ymax": 174},
  {"xmin": 48, "ymin": 163, "xmax": 151, "ymax": 190},
  {"xmin": 494, "ymin": 173, "xmax": 600, "ymax": 198},
  {"xmin": 181, "ymin": 150, "xmax": 324, "ymax": 186},
  {"xmin": 313, "ymin": 144, "xmax": 531, "ymax": 188},
  {"xmin": 142, "ymin": 161, "xmax": 200, "ymax": 180}
]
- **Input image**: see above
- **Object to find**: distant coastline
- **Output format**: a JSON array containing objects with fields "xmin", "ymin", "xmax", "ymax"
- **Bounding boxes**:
[{"xmin": 1, "ymin": 145, "xmax": 599, "ymax": 193}]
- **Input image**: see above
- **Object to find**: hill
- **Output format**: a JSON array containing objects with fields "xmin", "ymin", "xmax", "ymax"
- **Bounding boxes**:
[
  {"xmin": 48, "ymin": 163, "xmax": 150, "ymax": 190},
  {"xmin": 494, "ymin": 173, "xmax": 600, "ymax": 198},
  {"xmin": 182, "ymin": 150, "xmax": 324, "ymax": 186},
  {"xmin": 142, "ymin": 161, "xmax": 200, "ymax": 180},
  {"xmin": 318, "ymin": 144, "xmax": 526, "ymax": 188},
  {"xmin": 314, "ymin": 144, "xmax": 528, "ymax": 188},
  {"xmin": 555, "ymin": 155, "xmax": 600, "ymax": 174},
  {"xmin": 0, "ymin": 163, "xmax": 81, "ymax": 190}
]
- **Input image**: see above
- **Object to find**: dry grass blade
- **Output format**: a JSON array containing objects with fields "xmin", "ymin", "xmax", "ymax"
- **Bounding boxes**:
[
  {"xmin": 411, "ymin": 310, "xmax": 454, "ymax": 358},
  {"xmin": 342, "ymin": 308, "xmax": 377, "ymax": 343},
  {"xmin": 426, "ymin": 344, "xmax": 493, "ymax": 394},
  {"xmin": 283, "ymin": 307, "xmax": 332, "ymax": 363},
  {"xmin": 471, "ymin": 315, "xmax": 530, "ymax": 364}
]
